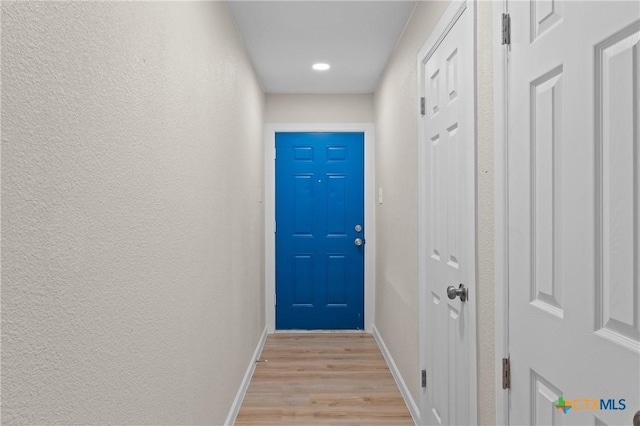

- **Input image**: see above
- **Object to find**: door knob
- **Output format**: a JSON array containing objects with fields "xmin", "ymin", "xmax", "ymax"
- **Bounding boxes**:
[
  {"xmin": 447, "ymin": 283, "xmax": 468, "ymax": 302},
  {"xmin": 354, "ymin": 238, "xmax": 363, "ymax": 246}
]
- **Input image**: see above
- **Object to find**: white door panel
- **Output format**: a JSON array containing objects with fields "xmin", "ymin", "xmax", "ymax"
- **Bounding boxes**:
[
  {"xmin": 419, "ymin": 2, "xmax": 476, "ymax": 424},
  {"xmin": 507, "ymin": 1, "xmax": 640, "ymax": 425}
]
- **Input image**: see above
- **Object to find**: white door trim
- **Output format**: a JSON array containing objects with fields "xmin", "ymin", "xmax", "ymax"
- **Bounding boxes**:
[
  {"xmin": 493, "ymin": 0, "xmax": 509, "ymax": 425},
  {"xmin": 264, "ymin": 123, "xmax": 376, "ymax": 333},
  {"xmin": 417, "ymin": 0, "xmax": 478, "ymax": 423}
]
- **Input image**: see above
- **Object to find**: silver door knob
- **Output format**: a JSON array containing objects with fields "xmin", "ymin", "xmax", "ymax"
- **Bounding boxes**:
[
  {"xmin": 447, "ymin": 284, "xmax": 468, "ymax": 302},
  {"xmin": 354, "ymin": 238, "xmax": 363, "ymax": 246},
  {"xmin": 355, "ymin": 224, "xmax": 363, "ymax": 232}
]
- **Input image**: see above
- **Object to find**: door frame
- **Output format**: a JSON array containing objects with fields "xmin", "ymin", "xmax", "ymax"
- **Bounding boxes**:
[
  {"xmin": 265, "ymin": 123, "xmax": 376, "ymax": 333},
  {"xmin": 417, "ymin": 0, "xmax": 478, "ymax": 423},
  {"xmin": 493, "ymin": 0, "xmax": 509, "ymax": 424}
]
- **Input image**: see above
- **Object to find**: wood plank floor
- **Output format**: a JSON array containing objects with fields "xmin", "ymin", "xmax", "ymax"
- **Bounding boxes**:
[{"xmin": 235, "ymin": 333, "xmax": 413, "ymax": 425}]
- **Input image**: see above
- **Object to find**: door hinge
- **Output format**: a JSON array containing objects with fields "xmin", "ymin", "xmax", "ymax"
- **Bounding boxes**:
[
  {"xmin": 501, "ymin": 13, "xmax": 511, "ymax": 45},
  {"xmin": 274, "ymin": 293, "xmax": 276, "ymax": 306},
  {"xmin": 420, "ymin": 97, "xmax": 426, "ymax": 116},
  {"xmin": 274, "ymin": 147, "xmax": 277, "ymax": 160},
  {"xmin": 502, "ymin": 357, "xmax": 511, "ymax": 389},
  {"xmin": 421, "ymin": 369, "xmax": 427, "ymax": 388}
]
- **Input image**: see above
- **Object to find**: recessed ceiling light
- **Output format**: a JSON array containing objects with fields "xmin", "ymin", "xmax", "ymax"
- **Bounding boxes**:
[{"xmin": 312, "ymin": 63, "xmax": 331, "ymax": 71}]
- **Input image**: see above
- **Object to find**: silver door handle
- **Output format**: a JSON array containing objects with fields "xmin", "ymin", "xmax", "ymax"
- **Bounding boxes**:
[
  {"xmin": 447, "ymin": 284, "xmax": 468, "ymax": 302},
  {"xmin": 354, "ymin": 238, "xmax": 363, "ymax": 246}
]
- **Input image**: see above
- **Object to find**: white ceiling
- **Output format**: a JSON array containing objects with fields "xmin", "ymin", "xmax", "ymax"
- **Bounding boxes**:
[{"xmin": 228, "ymin": 1, "xmax": 417, "ymax": 93}]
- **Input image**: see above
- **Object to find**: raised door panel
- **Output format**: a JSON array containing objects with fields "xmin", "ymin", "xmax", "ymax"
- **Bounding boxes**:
[
  {"xmin": 596, "ymin": 23, "xmax": 640, "ymax": 351},
  {"xmin": 326, "ymin": 175, "xmax": 347, "ymax": 236},
  {"xmin": 530, "ymin": 66, "xmax": 564, "ymax": 318},
  {"xmin": 530, "ymin": 0, "xmax": 563, "ymax": 43},
  {"xmin": 530, "ymin": 371, "xmax": 564, "ymax": 426}
]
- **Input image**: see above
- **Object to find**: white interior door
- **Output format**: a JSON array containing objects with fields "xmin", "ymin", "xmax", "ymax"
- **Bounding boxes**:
[
  {"xmin": 419, "ymin": 2, "xmax": 476, "ymax": 424},
  {"xmin": 506, "ymin": 1, "xmax": 640, "ymax": 424}
]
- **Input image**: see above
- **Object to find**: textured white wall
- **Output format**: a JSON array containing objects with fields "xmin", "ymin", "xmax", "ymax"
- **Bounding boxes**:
[
  {"xmin": 373, "ymin": 1, "xmax": 495, "ymax": 424},
  {"xmin": 1, "ymin": 2, "xmax": 265, "ymax": 424},
  {"xmin": 476, "ymin": 3, "xmax": 496, "ymax": 424},
  {"xmin": 265, "ymin": 93, "xmax": 374, "ymax": 123}
]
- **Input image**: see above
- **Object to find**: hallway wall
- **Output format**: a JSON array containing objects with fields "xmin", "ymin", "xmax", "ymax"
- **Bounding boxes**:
[
  {"xmin": 1, "ymin": 2, "xmax": 265, "ymax": 424},
  {"xmin": 373, "ymin": 1, "xmax": 495, "ymax": 424},
  {"xmin": 265, "ymin": 93, "xmax": 374, "ymax": 123}
]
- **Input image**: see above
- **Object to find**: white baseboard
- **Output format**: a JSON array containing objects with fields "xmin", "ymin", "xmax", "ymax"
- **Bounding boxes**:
[
  {"xmin": 224, "ymin": 326, "xmax": 268, "ymax": 426},
  {"xmin": 373, "ymin": 325, "xmax": 419, "ymax": 425},
  {"xmin": 273, "ymin": 329, "xmax": 366, "ymax": 333}
]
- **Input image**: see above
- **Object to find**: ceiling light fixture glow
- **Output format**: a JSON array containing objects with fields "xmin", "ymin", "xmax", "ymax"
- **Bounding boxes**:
[{"xmin": 312, "ymin": 63, "xmax": 331, "ymax": 71}]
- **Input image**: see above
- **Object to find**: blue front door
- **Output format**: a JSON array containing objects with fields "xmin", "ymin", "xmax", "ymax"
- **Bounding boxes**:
[{"xmin": 276, "ymin": 132, "xmax": 364, "ymax": 329}]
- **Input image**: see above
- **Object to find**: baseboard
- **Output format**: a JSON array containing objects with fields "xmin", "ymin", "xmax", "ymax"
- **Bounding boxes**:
[
  {"xmin": 273, "ymin": 329, "xmax": 367, "ymax": 333},
  {"xmin": 224, "ymin": 326, "xmax": 268, "ymax": 426},
  {"xmin": 372, "ymin": 325, "xmax": 420, "ymax": 425}
]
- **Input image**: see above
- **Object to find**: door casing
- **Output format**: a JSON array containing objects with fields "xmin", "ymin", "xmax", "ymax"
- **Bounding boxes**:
[
  {"xmin": 493, "ymin": 1, "xmax": 509, "ymax": 424},
  {"xmin": 265, "ymin": 123, "xmax": 376, "ymax": 332},
  {"xmin": 417, "ymin": 0, "xmax": 478, "ymax": 423}
]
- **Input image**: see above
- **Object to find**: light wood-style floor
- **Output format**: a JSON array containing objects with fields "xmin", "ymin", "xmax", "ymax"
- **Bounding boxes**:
[{"xmin": 235, "ymin": 333, "xmax": 413, "ymax": 425}]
